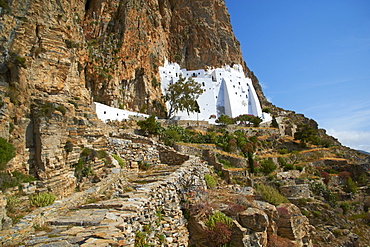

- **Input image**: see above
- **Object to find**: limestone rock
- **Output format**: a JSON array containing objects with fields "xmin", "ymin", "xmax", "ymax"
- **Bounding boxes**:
[
  {"xmin": 276, "ymin": 203, "xmax": 315, "ymax": 247},
  {"xmin": 238, "ymin": 208, "xmax": 269, "ymax": 232}
]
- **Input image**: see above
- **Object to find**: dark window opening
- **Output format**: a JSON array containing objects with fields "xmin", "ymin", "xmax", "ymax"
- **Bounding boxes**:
[{"xmin": 104, "ymin": 111, "xmax": 106, "ymax": 114}]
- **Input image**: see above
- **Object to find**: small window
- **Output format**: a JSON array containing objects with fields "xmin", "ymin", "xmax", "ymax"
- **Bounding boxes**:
[
  {"xmin": 202, "ymin": 82, "xmax": 205, "ymax": 87},
  {"xmin": 246, "ymin": 95, "xmax": 248, "ymax": 98},
  {"xmin": 235, "ymin": 92, "xmax": 237, "ymax": 95},
  {"xmin": 216, "ymin": 96, "xmax": 218, "ymax": 99},
  {"xmin": 233, "ymin": 85, "xmax": 235, "ymax": 88},
  {"xmin": 104, "ymin": 111, "xmax": 106, "ymax": 114},
  {"xmin": 238, "ymin": 82, "xmax": 240, "ymax": 85},
  {"xmin": 198, "ymin": 72, "xmax": 200, "ymax": 75},
  {"xmin": 176, "ymin": 73, "xmax": 178, "ymax": 77},
  {"xmin": 193, "ymin": 73, "xmax": 196, "ymax": 77},
  {"xmin": 117, "ymin": 113, "xmax": 119, "ymax": 116}
]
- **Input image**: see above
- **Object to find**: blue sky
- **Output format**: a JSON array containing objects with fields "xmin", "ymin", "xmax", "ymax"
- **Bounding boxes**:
[{"xmin": 225, "ymin": 0, "xmax": 370, "ymax": 152}]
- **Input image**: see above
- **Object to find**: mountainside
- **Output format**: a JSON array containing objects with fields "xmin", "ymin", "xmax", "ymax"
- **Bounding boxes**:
[
  {"xmin": 0, "ymin": 0, "xmax": 262, "ymax": 186},
  {"xmin": 0, "ymin": 0, "xmax": 369, "ymax": 246}
]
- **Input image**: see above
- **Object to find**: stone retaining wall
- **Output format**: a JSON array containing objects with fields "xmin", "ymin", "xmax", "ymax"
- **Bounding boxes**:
[{"xmin": 118, "ymin": 157, "xmax": 209, "ymax": 246}]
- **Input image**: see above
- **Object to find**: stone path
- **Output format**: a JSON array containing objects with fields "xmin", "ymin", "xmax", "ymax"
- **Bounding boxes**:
[{"xmin": 18, "ymin": 158, "xmax": 208, "ymax": 246}]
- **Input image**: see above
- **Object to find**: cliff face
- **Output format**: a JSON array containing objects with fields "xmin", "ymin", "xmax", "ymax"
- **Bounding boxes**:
[
  {"xmin": 0, "ymin": 0, "xmax": 265, "ymax": 117},
  {"xmin": 0, "ymin": 0, "xmax": 261, "ymax": 194}
]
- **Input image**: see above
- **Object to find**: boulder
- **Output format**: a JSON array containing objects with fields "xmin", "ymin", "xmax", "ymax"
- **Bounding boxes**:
[
  {"xmin": 238, "ymin": 208, "xmax": 269, "ymax": 232},
  {"xmin": 276, "ymin": 203, "xmax": 315, "ymax": 247}
]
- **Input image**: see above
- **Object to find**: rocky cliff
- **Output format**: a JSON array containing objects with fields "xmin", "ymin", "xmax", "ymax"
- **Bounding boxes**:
[{"xmin": 0, "ymin": 0, "xmax": 265, "ymax": 189}]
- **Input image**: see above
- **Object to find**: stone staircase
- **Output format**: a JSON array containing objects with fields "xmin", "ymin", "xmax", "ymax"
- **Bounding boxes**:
[{"xmin": 14, "ymin": 157, "xmax": 209, "ymax": 247}]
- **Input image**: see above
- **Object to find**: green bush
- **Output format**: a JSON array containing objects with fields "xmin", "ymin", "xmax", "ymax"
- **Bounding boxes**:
[
  {"xmin": 138, "ymin": 161, "xmax": 151, "ymax": 171},
  {"xmin": 204, "ymin": 174, "xmax": 216, "ymax": 189},
  {"xmin": 283, "ymin": 163, "xmax": 295, "ymax": 171},
  {"xmin": 137, "ymin": 114, "xmax": 163, "ymax": 135},
  {"xmin": 345, "ymin": 177, "xmax": 358, "ymax": 194},
  {"xmin": 340, "ymin": 202, "xmax": 352, "ymax": 215},
  {"xmin": 260, "ymin": 159, "xmax": 277, "ymax": 175},
  {"xmin": 29, "ymin": 192, "xmax": 56, "ymax": 207},
  {"xmin": 0, "ymin": 171, "xmax": 35, "ymax": 191},
  {"xmin": 97, "ymin": 150, "xmax": 108, "ymax": 159},
  {"xmin": 112, "ymin": 154, "xmax": 125, "ymax": 167},
  {"xmin": 72, "ymin": 158, "xmax": 93, "ymax": 181},
  {"xmin": 219, "ymin": 159, "xmax": 231, "ymax": 168},
  {"xmin": 278, "ymin": 148, "xmax": 288, "ymax": 154},
  {"xmin": 206, "ymin": 211, "xmax": 233, "ymax": 229},
  {"xmin": 310, "ymin": 182, "xmax": 337, "ymax": 207},
  {"xmin": 312, "ymin": 210, "xmax": 322, "ymax": 217},
  {"xmin": 255, "ymin": 183, "xmax": 289, "ymax": 206},
  {"xmin": 0, "ymin": 137, "xmax": 16, "ymax": 171}
]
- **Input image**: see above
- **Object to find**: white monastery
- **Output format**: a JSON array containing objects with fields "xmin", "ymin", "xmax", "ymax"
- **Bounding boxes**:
[
  {"xmin": 159, "ymin": 61, "xmax": 272, "ymax": 124},
  {"xmin": 93, "ymin": 61, "xmax": 271, "ymax": 124}
]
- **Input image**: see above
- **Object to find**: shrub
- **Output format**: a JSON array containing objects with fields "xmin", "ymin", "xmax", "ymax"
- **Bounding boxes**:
[
  {"xmin": 97, "ymin": 150, "xmax": 108, "ymax": 159},
  {"xmin": 29, "ymin": 192, "xmax": 56, "ymax": 207},
  {"xmin": 205, "ymin": 222, "xmax": 232, "ymax": 247},
  {"xmin": 138, "ymin": 161, "xmax": 151, "ymax": 171},
  {"xmin": 278, "ymin": 148, "xmax": 288, "ymax": 155},
  {"xmin": 219, "ymin": 159, "xmax": 231, "ymax": 168},
  {"xmin": 312, "ymin": 210, "xmax": 322, "ymax": 217},
  {"xmin": 112, "ymin": 154, "xmax": 125, "ymax": 167},
  {"xmin": 206, "ymin": 211, "xmax": 233, "ymax": 229},
  {"xmin": 310, "ymin": 182, "xmax": 337, "ymax": 207},
  {"xmin": 81, "ymin": 148, "xmax": 93, "ymax": 157},
  {"xmin": 72, "ymin": 158, "xmax": 93, "ymax": 181},
  {"xmin": 340, "ymin": 202, "xmax": 352, "ymax": 215},
  {"xmin": 338, "ymin": 171, "xmax": 351, "ymax": 180},
  {"xmin": 320, "ymin": 171, "xmax": 330, "ymax": 185},
  {"xmin": 260, "ymin": 159, "xmax": 277, "ymax": 175},
  {"xmin": 204, "ymin": 174, "xmax": 216, "ymax": 189},
  {"xmin": 345, "ymin": 177, "xmax": 358, "ymax": 194},
  {"xmin": 0, "ymin": 137, "xmax": 16, "ymax": 171},
  {"xmin": 283, "ymin": 163, "xmax": 294, "ymax": 171},
  {"xmin": 0, "ymin": 170, "xmax": 35, "ymax": 191},
  {"xmin": 255, "ymin": 183, "xmax": 289, "ymax": 206},
  {"xmin": 137, "ymin": 114, "xmax": 163, "ymax": 135}
]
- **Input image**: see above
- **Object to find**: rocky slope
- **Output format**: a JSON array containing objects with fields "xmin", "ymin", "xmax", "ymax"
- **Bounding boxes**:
[{"xmin": 0, "ymin": 0, "xmax": 265, "ymax": 190}]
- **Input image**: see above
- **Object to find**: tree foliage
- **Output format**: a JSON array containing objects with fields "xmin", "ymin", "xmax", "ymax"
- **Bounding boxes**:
[
  {"xmin": 294, "ymin": 124, "xmax": 318, "ymax": 146},
  {"xmin": 137, "ymin": 114, "xmax": 163, "ymax": 135},
  {"xmin": 236, "ymin": 114, "xmax": 262, "ymax": 127},
  {"xmin": 215, "ymin": 114, "xmax": 235, "ymax": 125},
  {"xmin": 164, "ymin": 75, "xmax": 204, "ymax": 119}
]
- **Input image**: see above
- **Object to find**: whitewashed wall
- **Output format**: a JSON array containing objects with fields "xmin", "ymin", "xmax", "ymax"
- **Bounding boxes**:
[{"xmin": 93, "ymin": 102, "xmax": 149, "ymax": 122}]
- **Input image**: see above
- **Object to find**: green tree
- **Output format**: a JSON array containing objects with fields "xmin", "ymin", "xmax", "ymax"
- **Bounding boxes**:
[
  {"xmin": 294, "ymin": 124, "xmax": 318, "ymax": 147},
  {"xmin": 164, "ymin": 75, "xmax": 204, "ymax": 119},
  {"xmin": 216, "ymin": 114, "xmax": 235, "ymax": 125},
  {"xmin": 236, "ymin": 114, "xmax": 262, "ymax": 127}
]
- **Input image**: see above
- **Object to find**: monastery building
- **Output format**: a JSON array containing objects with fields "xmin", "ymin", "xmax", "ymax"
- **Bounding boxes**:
[{"xmin": 159, "ymin": 61, "xmax": 272, "ymax": 124}]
